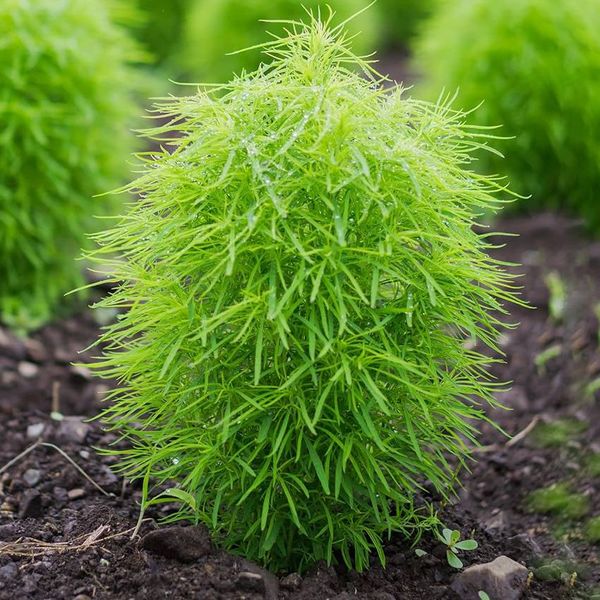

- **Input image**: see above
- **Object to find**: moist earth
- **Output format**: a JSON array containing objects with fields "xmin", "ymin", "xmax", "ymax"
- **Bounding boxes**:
[{"xmin": 1, "ymin": 213, "xmax": 599, "ymax": 599}]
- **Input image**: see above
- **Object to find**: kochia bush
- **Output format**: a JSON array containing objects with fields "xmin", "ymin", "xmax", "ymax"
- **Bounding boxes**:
[
  {"xmin": 0, "ymin": 0, "xmax": 145, "ymax": 331},
  {"xmin": 179, "ymin": 0, "xmax": 381, "ymax": 81},
  {"xmin": 415, "ymin": 0, "xmax": 600, "ymax": 231},
  {"xmin": 91, "ymin": 16, "xmax": 517, "ymax": 572}
]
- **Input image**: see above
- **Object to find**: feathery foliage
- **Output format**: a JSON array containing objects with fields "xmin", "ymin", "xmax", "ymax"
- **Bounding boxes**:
[
  {"xmin": 0, "ymin": 0, "xmax": 146, "ymax": 331},
  {"xmin": 90, "ymin": 14, "xmax": 518, "ymax": 572},
  {"xmin": 414, "ymin": 0, "xmax": 600, "ymax": 231},
  {"xmin": 179, "ymin": 0, "xmax": 381, "ymax": 81}
]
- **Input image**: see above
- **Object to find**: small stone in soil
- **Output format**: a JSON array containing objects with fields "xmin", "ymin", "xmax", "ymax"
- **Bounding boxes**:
[
  {"xmin": 26, "ymin": 423, "xmax": 45, "ymax": 439},
  {"xmin": 236, "ymin": 571, "xmax": 265, "ymax": 594},
  {"xmin": 451, "ymin": 555, "xmax": 528, "ymax": 600},
  {"xmin": 18, "ymin": 489, "xmax": 43, "ymax": 518},
  {"xmin": 23, "ymin": 469, "xmax": 41, "ymax": 487},
  {"xmin": 17, "ymin": 361, "xmax": 39, "ymax": 378},
  {"xmin": 280, "ymin": 572, "xmax": 302, "ymax": 590},
  {"xmin": 141, "ymin": 525, "xmax": 212, "ymax": 563},
  {"xmin": 56, "ymin": 416, "xmax": 91, "ymax": 444},
  {"xmin": 67, "ymin": 488, "xmax": 86, "ymax": 500}
]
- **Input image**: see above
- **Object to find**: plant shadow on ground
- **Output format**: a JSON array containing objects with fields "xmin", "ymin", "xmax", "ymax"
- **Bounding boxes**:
[{"xmin": 1, "ymin": 213, "xmax": 600, "ymax": 598}]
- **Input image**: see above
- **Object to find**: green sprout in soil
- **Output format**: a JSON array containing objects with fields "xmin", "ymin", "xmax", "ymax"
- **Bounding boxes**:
[
  {"xmin": 0, "ymin": 0, "xmax": 146, "ymax": 332},
  {"xmin": 439, "ymin": 528, "xmax": 478, "ymax": 570},
  {"xmin": 531, "ymin": 419, "xmax": 587, "ymax": 448},
  {"xmin": 414, "ymin": 0, "xmax": 600, "ymax": 232},
  {"xmin": 534, "ymin": 344, "xmax": 562, "ymax": 375},
  {"xmin": 179, "ymin": 0, "xmax": 381, "ymax": 81},
  {"xmin": 416, "ymin": 528, "xmax": 478, "ymax": 569},
  {"xmin": 89, "ymin": 13, "xmax": 519, "ymax": 573},
  {"xmin": 527, "ymin": 483, "xmax": 589, "ymax": 521},
  {"xmin": 584, "ymin": 516, "xmax": 600, "ymax": 544},
  {"xmin": 544, "ymin": 272, "xmax": 566, "ymax": 324}
]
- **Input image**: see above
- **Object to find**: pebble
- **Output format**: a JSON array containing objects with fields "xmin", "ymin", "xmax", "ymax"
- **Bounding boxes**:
[
  {"xmin": 24, "ymin": 338, "xmax": 48, "ymax": 362},
  {"xmin": 67, "ymin": 488, "xmax": 86, "ymax": 501},
  {"xmin": 23, "ymin": 469, "xmax": 41, "ymax": 487},
  {"xmin": 280, "ymin": 572, "xmax": 302, "ymax": 590},
  {"xmin": 70, "ymin": 365, "xmax": 92, "ymax": 380},
  {"xmin": 451, "ymin": 555, "xmax": 529, "ymax": 600},
  {"xmin": 236, "ymin": 572, "xmax": 265, "ymax": 594},
  {"xmin": 17, "ymin": 361, "xmax": 39, "ymax": 378},
  {"xmin": 56, "ymin": 416, "xmax": 91, "ymax": 444},
  {"xmin": 26, "ymin": 423, "xmax": 45, "ymax": 440},
  {"xmin": 18, "ymin": 489, "xmax": 43, "ymax": 518},
  {"xmin": 141, "ymin": 525, "xmax": 212, "ymax": 563}
]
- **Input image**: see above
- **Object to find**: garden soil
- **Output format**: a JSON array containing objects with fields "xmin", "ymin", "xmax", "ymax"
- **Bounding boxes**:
[{"xmin": 1, "ymin": 213, "xmax": 599, "ymax": 599}]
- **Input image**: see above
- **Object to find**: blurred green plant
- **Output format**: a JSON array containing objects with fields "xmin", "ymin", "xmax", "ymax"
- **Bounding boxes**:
[
  {"xmin": 132, "ymin": 0, "xmax": 190, "ymax": 69},
  {"xmin": 527, "ymin": 483, "xmax": 589, "ymax": 520},
  {"xmin": 89, "ymin": 14, "xmax": 518, "ymax": 572},
  {"xmin": 531, "ymin": 418, "xmax": 587, "ymax": 448},
  {"xmin": 585, "ymin": 516, "xmax": 600, "ymax": 544},
  {"xmin": 415, "ymin": 0, "xmax": 600, "ymax": 232},
  {"xmin": 544, "ymin": 271, "xmax": 566, "ymax": 323},
  {"xmin": 179, "ymin": 0, "xmax": 381, "ymax": 81},
  {"xmin": 379, "ymin": 0, "xmax": 436, "ymax": 48},
  {"xmin": 0, "ymin": 0, "xmax": 146, "ymax": 332}
]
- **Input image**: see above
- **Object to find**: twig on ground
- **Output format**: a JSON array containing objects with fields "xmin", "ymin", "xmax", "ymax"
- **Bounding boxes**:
[
  {"xmin": 0, "ymin": 525, "xmax": 139, "ymax": 558},
  {"xmin": 474, "ymin": 416, "xmax": 540, "ymax": 454},
  {"xmin": 0, "ymin": 441, "xmax": 113, "ymax": 496}
]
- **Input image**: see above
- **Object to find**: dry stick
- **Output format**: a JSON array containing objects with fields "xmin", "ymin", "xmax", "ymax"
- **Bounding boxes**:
[
  {"xmin": 0, "ymin": 524, "xmax": 140, "ymax": 558},
  {"xmin": 51, "ymin": 381, "xmax": 61, "ymax": 415},
  {"xmin": 474, "ymin": 416, "xmax": 541, "ymax": 454},
  {"xmin": 0, "ymin": 441, "xmax": 112, "ymax": 497}
]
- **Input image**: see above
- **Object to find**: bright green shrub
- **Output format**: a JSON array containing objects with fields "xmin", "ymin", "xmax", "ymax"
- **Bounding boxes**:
[
  {"xmin": 179, "ymin": 0, "xmax": 381, "ymax": 81},
  {"xmin": 379, "ymin": 0, "xmax": 436, "ymax": 47},
  {"xmin": 90, "ymin": 15, "xmax": 517, "ymax": 572},
  {"xmin": 0, "ymin": 0, "xmax": 146, "ymax": 331},
  {"xmin": 414, "ymin": 0, "xmax": 600, "ymax": 231}
]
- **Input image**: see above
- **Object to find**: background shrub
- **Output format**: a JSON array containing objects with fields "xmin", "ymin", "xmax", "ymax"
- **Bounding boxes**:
[
  {"xmin": 414, "ymin": 0, "xmax": 600, "ymax": 231},
  {"xmin": 379, "ymin": 0, "xmax": 436, "ymax": 48},
  {"xmin": 178, "ymin": 0, "xmax": 382, "ymax": 81},
  {"xmin": 91, "ymin": 16, "xmax": 517, "ymax": 572},
  {"xmin": 0, "ymin": 0, "xmax": 146, "ymax": 331},
  {"xmin": 132, "ymin": 0, "xmax": 189, "ymax": 69}
]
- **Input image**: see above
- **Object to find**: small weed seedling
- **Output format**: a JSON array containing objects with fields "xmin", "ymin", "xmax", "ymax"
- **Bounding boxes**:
[
  {"xmin": 415, "ymin": 527, "xmax": 478, "ymax": 569},
  {"xmin": 437, "ymin": 528, "xmax": 478, "ymax": 569},
  {"xmin": 534, "ymin": 344, "xmax": 562, "ymax": 375},
  {"xmin": 544, "ymin": 272, "xmax": 566, "ymax": 323},
  {"xmin": 90, "ymin": 12, "xmax": 519, "ymax": 572},
  {"xmin": 478, "ymin": 592, "xmax": 490, "ymax": 600}
]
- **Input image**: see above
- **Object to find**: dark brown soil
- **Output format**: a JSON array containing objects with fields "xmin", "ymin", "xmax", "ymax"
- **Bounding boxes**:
[{"xmin": 1, "ymin": 213, "xmax": 599, "ymax": 599}]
